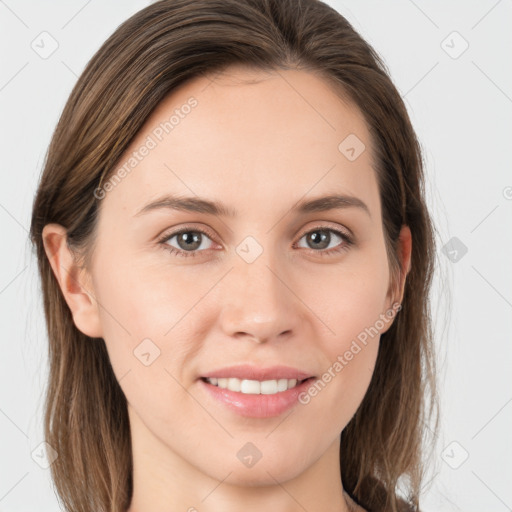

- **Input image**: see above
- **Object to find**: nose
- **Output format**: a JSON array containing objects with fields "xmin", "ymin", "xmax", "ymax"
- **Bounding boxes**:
[{"xmin": 218, "ymin": 247, "xmax": 303, "ymax": 344}]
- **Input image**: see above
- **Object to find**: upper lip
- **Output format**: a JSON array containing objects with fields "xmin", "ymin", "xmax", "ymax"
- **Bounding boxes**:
[{"xmin": 201, "ymin": 364, "xmax": 314, "ymax": 382}]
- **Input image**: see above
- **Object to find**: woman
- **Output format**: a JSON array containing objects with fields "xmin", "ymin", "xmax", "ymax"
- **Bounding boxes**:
[{"xmin": 30, "ymin": 0, "xmax": 438, "ymax": 511}]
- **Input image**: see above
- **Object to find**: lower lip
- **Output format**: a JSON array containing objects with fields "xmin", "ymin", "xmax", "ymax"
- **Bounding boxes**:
[{"xmin": 198, "ymin": 377, "xmax": 315, "ymax": 418}]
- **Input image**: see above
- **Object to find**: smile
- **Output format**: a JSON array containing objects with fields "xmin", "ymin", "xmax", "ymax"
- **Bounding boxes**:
[{"xmin": 202, "ymin": 377, "xmax": 309, "ymax": 395}]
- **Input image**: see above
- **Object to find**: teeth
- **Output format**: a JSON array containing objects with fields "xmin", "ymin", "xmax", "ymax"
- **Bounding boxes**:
[
  {"xmin": 228, "ymin": 377, "xmax": 241, "ymax": 392},
  {"xmin": 205, "ymin": 377, "xmax": 301, "ymax": 394}
]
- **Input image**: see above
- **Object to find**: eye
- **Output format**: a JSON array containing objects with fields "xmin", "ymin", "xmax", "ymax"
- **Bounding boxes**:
[
  {"xmin": 157, "ymin": 224, "xmax": 354, "ymax": 259},
  {"xmin": 158, "ymin": 226, "xmax": 216, "ymax": 258},
  {"xmin": 295, "ymin": 226, "xmax": 354, "ymax": 256}
]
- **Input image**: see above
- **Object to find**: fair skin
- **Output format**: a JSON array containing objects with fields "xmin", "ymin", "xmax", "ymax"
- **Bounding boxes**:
[{"xmin": 43, "ymin": 65, "xmax": 411, "ymax": 512}]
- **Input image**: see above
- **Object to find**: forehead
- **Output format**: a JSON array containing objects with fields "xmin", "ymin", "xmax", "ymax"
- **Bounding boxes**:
[{"xmin": 100, "ymin": 65, "xmax": 379, "ymax": 220}]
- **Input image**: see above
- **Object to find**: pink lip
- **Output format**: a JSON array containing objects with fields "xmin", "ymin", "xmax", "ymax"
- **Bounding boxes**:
[
  {"xmin": 198, "ymin": 365, "xmax": 316, "ymax": 418},
  {"xmin": 200, "ymin": 364, "xmax": 313, "ymax": 381},
  {"xmin": 199, "ymin": 378, "xmax": 315, "ymax": 418}
]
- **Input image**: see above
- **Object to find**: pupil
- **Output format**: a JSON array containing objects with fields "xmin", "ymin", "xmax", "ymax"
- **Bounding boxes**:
[
  {"xmin": 179, "ymin": 232, "xmax": 201, "ymax": 250},
  {"xmin": 309, "ymin": 230, "xmax": 329, "ymax": 249}
]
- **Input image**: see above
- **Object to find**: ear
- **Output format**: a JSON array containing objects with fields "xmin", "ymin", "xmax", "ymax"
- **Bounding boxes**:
[
  {"xmin": 42, "ymin": 223, "xmax": 103, "ymax": 338},
  {"xmin": 381, "ymin": 225, "xmax": 412, "ymax": 333},
  {"xmin": 393, "ymin": 224, "xmax": 412, "ymax": 305}
]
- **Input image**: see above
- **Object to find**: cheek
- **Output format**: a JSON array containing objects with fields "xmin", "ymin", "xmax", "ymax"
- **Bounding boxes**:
[
  {"xmin": 90, "ymin": 253, "xmax": 205, "ymax": 406},
  {"xmin": 90, "ymin": 261, "xmax": 195, "ymax": 439},
  {"xmin": 300, "ymin": 307, "xmax": 382, "ymax": 440},
  {"xmin": 89, "ymin": 254, "xmax": 170, "ymax": 385},
  {"xmin": 303, "ymin": 249, "xmax": 390, "ymax": 421},
  {"xmin": 92, "ymin": 252, "xmax": 197, "ymax": 342},
  {"xmin": 316, "ymin": 252, "xmax": 391, "ymax": 351}
]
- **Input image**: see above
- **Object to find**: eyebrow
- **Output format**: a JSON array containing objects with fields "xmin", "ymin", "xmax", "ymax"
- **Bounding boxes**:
[{"xmin": 135, "ymin": 193, "xmax": 371, "ymax": 218}]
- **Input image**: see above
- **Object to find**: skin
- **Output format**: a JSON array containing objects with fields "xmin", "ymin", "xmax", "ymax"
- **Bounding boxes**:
[{"xmin": 43, "ymin": 65, "xmax": 412, "ymax": 512}]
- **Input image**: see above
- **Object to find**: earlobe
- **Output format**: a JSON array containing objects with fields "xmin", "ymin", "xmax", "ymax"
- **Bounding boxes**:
[{"xmin": 42, "ymin": 223, "xmax": 103, "ymax": 338}]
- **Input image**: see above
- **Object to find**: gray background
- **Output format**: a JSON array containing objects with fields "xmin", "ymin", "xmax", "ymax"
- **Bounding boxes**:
[{"xmin": 1, "ymin": 1, "xmax": 511, "ymax": 510}]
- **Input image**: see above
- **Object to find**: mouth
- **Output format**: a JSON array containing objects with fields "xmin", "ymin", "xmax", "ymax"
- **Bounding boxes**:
[
  {"xmin": 200, "ymin": 376, "xmax": 312, "ymax": 395},
  {"xmin": 198, "ymin": 368, "xmax": 317, "ymax": 418},
  {"xmin": 197, "ymin": 364, "xmax": 317, "ymax": 418}
]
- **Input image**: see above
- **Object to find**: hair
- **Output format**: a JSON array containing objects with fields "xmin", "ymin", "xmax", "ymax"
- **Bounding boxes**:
[{"xmin": 29, "ymin": 1, "xmax": 439, "ymax": 511}]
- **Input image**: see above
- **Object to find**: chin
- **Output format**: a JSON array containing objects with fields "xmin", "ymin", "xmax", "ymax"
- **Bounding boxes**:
[{"xmin": 201, "ymin": 450, "xmax": 311, "ymax": 487}]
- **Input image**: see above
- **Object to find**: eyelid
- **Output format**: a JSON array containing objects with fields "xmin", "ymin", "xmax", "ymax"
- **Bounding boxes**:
[
  {"xmin": 157, "ymin": 222, "xmax": 352, "ymax": 244},
  {"xmin": 157, "ymin": 223, "xmax": 218, "ymax": 244},
  {"xmin": 157, "ymin": 221, "xmax": 355, "ymax": 257},
  {"xmin": 295, "ymin": 221, "xmax": 353, "ymax": 242}
]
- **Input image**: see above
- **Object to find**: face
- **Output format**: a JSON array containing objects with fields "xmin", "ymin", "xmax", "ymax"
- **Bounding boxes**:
[{"xmin": 61, "ymin": 66, "xmax": 406, "ymax": 486}]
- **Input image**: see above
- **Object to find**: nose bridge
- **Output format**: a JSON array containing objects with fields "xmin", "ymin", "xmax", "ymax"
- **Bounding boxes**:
[{"xmin": 218, "ymin": 233, "xmax": 299, "ymax": 342}]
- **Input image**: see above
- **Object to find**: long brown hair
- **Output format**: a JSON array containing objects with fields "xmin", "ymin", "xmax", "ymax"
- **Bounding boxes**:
[{"xmin": 30, "ymin": 1, "xmax": 439, "ymax": 510}]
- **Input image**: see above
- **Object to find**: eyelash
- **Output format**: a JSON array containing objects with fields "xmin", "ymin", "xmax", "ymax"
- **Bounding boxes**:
[{"xmin": 157, "ymin": 224, "xmax": 354, "ymax": 259}]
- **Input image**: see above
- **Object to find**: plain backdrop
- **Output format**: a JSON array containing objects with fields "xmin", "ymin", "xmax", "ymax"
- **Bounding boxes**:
[{"xmin": 0, "ymin": 1, "xmax": 511, "ymax": 511}]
